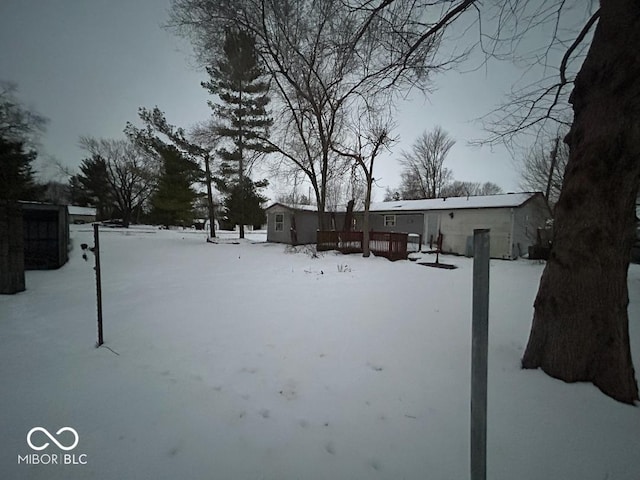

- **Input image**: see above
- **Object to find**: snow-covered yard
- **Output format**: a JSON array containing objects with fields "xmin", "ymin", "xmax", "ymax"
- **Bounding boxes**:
[{"xmin": 1, "ymin": 225, "xmax": 639, "ymax": 480}]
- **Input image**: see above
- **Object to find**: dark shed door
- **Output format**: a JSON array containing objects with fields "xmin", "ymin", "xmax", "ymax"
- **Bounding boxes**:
[{"xmin": 23, "ymin": 210, "xmax": 60, "ymax": 269}]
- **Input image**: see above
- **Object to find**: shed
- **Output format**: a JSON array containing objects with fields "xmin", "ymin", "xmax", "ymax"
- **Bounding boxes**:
[
  {"xmin": 360, "ymin": 192, "xmax": 551, "ymax": 259},
  {"xmin": 68, "ymin": 205, "xmax": 97, "ymax": 224},
  {"xmin": 0, "ymin": 202, "xmax": 25, "ymax": 293},
  {"xmin": 21, "ymin": 202, "xmax": 70, "ymax": 269},
  {"xmin": 265, "ymin": 203, "xmax": 343, "ymax": 245}
]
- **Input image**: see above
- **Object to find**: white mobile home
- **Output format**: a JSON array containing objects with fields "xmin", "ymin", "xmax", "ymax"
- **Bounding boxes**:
[
  {"xmin": 361, "ymin": 192, "xmax": 551, "ymax": 259},
  {"xmin": 67, "ymin": 205, "xmax": 97, "ymax": 224}
]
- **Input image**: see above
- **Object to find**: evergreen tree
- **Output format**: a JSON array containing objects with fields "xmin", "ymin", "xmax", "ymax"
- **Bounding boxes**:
[
  {"xmin": 69, "ymin": 155, "xmax": 113, "ymax": 220},
  {"xmin": 0, "ymin": 137, "xmax": 43, "ymax": 202},
  {"xmin": 125, "ymin": 107, "xmax": 219, "ymax": 239},
  {"xmin": 149, "ymin": 145, "xmax": 200, "ymax": 227},
  {"xmin": 222, "ymin": 176, "xmax": 268, "ymax": 229},
  {"xmin": 202, "ymin": 28, "xmax": 273, "ymax": 237}
]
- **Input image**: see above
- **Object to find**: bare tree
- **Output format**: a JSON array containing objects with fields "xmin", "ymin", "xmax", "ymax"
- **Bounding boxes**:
[
  {"xmin": 398, "ymin": 126, "xmax": 455, "ymax": 199},
  {"xmin": 79, "ymin": 137, "xmax": 159, "ymax": 227},
  {"xmin": 168, "ymin": 0, "xmax": 451, "ymax": 229},
  {"xmin": 441, "ymin": 180, "xmax": 503, "ymax": 197},
  {"xmin": 346, "ymin": 0, "xmax": 639, "ymax": 403},
  {"xmin": 42, "ymin": 181, "xmax": 71, "ymax": 205},
  {"xmin": 332, "ymin": 104, "xmax": 397, "ymax": 256},
  {"xmin": 519, "ymin": 133, "xmax": 569, "ymax": 210},
  {"xmin": 0, "ymin": 81, "xmax": 47, "ymax": 147}
]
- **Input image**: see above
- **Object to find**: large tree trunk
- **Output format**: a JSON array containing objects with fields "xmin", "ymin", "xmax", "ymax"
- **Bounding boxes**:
[{"xmin": 522, "ymin": 0, "xmax": 640, "ymax": 404}]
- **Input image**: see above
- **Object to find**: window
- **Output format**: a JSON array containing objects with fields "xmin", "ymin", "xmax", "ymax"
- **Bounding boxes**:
[
  {"xmin": 384, "ymin": 215, "xmax": 396, "ymax": 227},
  {"xmin": 275, "ymin": 213, "xmax": 284, "ymax": 231}
]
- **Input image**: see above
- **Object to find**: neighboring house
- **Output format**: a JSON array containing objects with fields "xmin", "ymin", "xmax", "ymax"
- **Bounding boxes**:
[
  {"xmin": 358, "ymin": 192, "xmax": 551, "ymax": 259},
  {"xmin": 265, "ymin": 193, "xmax": 551, "ymax": 259},
  {"xmin": 67, "ymin": 205, "xmax": 97, "ymax": 224},
  {"xmin": 265, "ymin": 203, "xmax": 344, "ymax": 245}
]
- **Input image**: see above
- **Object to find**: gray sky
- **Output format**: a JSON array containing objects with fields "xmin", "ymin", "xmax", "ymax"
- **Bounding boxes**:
[{"xmin": 0, "ymin": 0, "xmax": 537, "ymax": 201}]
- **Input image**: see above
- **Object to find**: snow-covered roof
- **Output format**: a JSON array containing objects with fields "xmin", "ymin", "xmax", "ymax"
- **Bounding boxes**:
[
  {"xmin": 67, "ymin": 205, "xmax": 97, "ymax": 216},
  {"xmin": 265, "ymin": 203, "xmax": 347, "ymax": 213},
  {"xmin": 368, "ymin": 192, "xmax": 541, "ymax": 212}
]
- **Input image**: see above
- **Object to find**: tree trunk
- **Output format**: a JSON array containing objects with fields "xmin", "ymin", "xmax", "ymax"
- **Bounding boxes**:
[
  {"xmin": 343, "ymin": 199, "xmax": 354, "ymax": 231},
  {"xmin": 522, "ymin": 0, "xmax": 640, "ymax": 404},
  {"xmin": 362, "ymin": 174, "xmax": 373, "ymax": 258},
  {"xmin": 544, "ymin": 136, "xmax": 560, "ymax": 207},
  {"xmin": 204, "ymin": 154, "xmax": 216, "ymax": 238},
  {"xmin": 238, "ymin": 84, "xmax": 245, "ymax": 240},
  {"xmin": 121, "ymin": 206, "xmax": 131, "ymax": 228}
]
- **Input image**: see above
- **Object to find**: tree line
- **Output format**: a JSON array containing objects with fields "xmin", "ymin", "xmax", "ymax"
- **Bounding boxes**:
[
  {"xmin": 1, "ymin": 28, "xmax": 275, "ymax": 234},
  {"xmin": 384, "ymin": 126, "xmax": 503, "ymax": 201},
  {"xmin": 2, "ymin": 0, "xmax": 638, "ymax": 403}
]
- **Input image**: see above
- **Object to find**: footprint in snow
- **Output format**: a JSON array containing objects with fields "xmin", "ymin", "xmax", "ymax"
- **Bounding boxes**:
[
  {"xmin": 259, "ymin": 408, "xmax": 270, "ymax": 419},
  {"xmin": 279, "ymin": 380, "xmax": 298, "ymax": 400},
  {"xmin": 367, "ymin": 363, "xmax": 384, "ymax": 372},
  {"xmin": 324, "ymin": 441, "xmax": 336, "ymax": 455}
]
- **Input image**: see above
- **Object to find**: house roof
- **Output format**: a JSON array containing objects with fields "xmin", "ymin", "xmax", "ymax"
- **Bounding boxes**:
[
  {"xmin": 265, "ymin": 202, "xmax": 347, "ymax": 213},
  {"xmin": 368, "ymin": 192, "xmax": 543, "ymax": 213},
  {"xmin": 67, "ymin": 205, "xmax": 97, "ymax": 216}
]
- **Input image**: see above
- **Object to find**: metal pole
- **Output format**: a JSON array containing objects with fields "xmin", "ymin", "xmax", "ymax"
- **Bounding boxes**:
[
  {"xmin": 471, "ymin": 228, "xmax": 490, "ymax": 480},
  {"xmin": 93, "ymin": 223, "xmax": 104, "ymax": 346}
]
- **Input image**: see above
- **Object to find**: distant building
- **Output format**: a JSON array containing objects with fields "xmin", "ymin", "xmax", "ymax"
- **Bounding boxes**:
[
  {"xmin": 265, "ymin": 203, "xmax": 343, "ymax": 245},
  {"xmin": 67, "ymin": 205, "xmax": 97, "ymax": 224},
  {"xmin": 359, "ymin": 192, "xmax": 551, "ymax": 259},
  {"xmin": 265, "ymin": 193, "xmax": 552, "ymax": 260}
]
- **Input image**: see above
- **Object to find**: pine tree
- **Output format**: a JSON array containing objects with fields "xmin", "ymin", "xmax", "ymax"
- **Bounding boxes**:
[
  {"xmin": 222, "ymin": 176, "xmax": 268, "ymax": 229},
  {"xmin": 149, "ymin": 145, "xmax": 200, "ymax": 227},
  {"xmin": 202, "ymin": 28, "xmax": 273, "ymax": 238},
  {"xmin": 0, "ymin": 137, "xmax": 43, "ymax": 202},
  {"xmin": 69, "ymin": 154, "xmax": 113, "ymax": 219}
]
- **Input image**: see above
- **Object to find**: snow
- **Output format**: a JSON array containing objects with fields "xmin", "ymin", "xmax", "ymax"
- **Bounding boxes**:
[
  {"xmin": 1, "ymin": 225, "xmax": 639, "ymax": 479},
  {"xmin": 369, "ymin": 192, "xmax": 539, "ymax": 212},
  {"xmin": 266, "ymin": 202, "xmax": 347, "ymax": 213}
]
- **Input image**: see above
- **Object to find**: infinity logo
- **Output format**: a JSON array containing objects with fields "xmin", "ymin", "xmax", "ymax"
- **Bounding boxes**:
[{"xmin": 27, "ymin": 427, "xmax": 79, "ymax": 451}]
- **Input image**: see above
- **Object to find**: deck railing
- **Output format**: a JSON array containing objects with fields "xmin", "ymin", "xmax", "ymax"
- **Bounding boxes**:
[{"xmin": 317, "ymin": 231, "xmax": 420, "ymax": 261}]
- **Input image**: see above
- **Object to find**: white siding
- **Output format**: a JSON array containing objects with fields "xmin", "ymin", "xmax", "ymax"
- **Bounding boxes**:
[
  {"xmin": 512, "ymin": 197, "xmax": 551, "ymax": 257},
  {"xmin": 439, "ymin": 208, "xmax": 514, "ymax": 259},
  {"xmin": 266, "ymin": 205, "xmax": 294, "ymax": 243}
]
